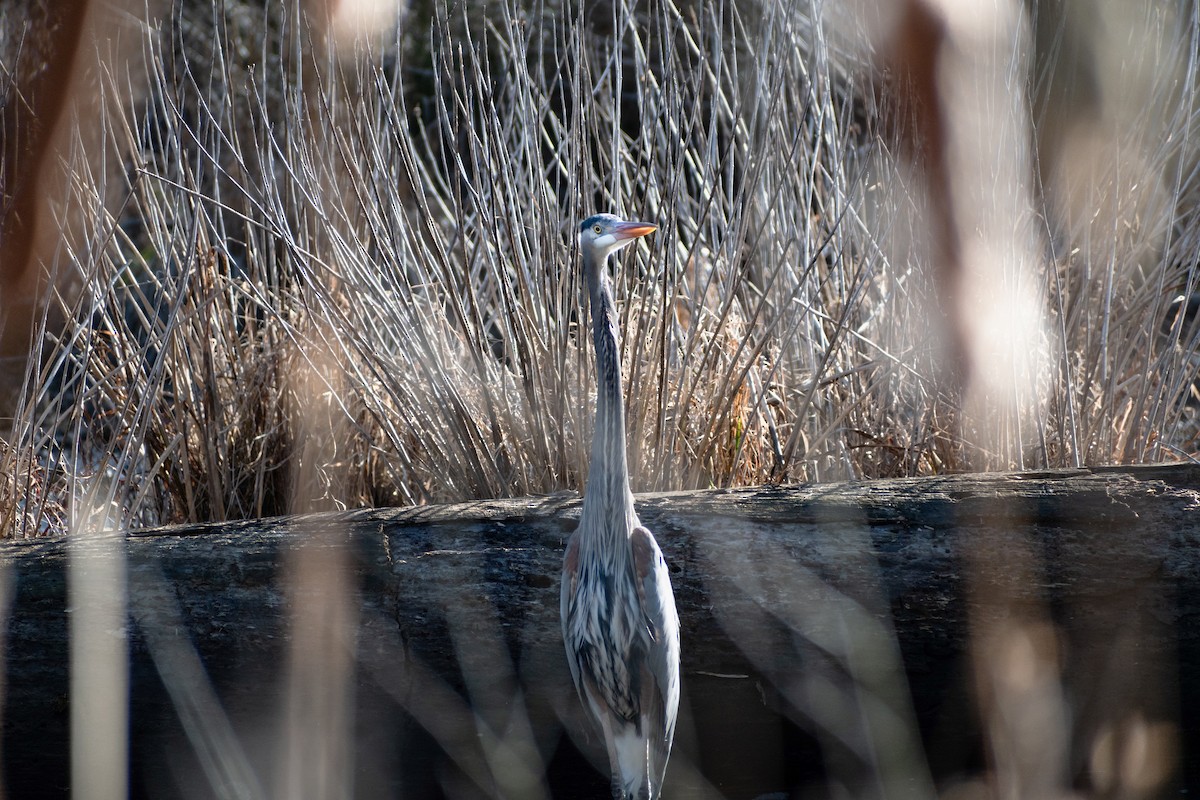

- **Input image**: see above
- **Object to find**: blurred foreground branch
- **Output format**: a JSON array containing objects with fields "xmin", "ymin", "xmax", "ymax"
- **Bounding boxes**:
[{"xmin": 3, "ymin": 464, "xmax": 1199, "ymax": 798}]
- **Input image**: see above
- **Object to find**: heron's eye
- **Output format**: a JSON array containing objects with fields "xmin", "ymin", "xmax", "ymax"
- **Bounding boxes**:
[{"xmin": 593, "ymin": 225, "xmax": 602, "ymax": 234}]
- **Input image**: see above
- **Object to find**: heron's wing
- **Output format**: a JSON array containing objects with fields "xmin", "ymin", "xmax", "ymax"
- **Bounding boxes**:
[
  {"xmin": 630, "ymin": 525, "xmax": 681, "ymax": 788},
  {"xmin": 560, "ymin": 530, "xmax": 586, "ymax": 706}
]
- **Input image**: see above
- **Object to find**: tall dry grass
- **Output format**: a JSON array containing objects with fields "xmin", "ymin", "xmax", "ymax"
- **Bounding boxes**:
[{"xmin": 1, "ymin": 0, "xmax": 1198, "ymax": 535}]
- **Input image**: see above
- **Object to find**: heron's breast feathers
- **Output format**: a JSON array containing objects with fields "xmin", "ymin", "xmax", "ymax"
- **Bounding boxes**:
[{"xmin": 564, "ymin": 563, "xmax": 647, "ymax": 723}]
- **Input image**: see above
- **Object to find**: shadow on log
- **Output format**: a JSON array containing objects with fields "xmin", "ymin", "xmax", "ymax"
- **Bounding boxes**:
[{"xmin": 3, "ymin": 464, "xmax": 1199, "ymax": 798}]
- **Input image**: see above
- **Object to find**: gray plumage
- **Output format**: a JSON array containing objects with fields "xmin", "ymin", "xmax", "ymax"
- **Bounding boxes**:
[{"xmin": 561, "ymin": 213, "xmax": 681, "ymax": 800}]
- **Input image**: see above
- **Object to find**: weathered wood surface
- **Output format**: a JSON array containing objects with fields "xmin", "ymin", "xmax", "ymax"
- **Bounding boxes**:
[{"xmin": 3, "ymin": 464, "xmax": 1199, "ymax": 798}]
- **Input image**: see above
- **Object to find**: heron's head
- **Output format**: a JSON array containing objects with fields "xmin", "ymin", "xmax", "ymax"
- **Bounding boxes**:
[{"xmin": 579, "ymin": 213, "xmax": 657, "ymax": 264}]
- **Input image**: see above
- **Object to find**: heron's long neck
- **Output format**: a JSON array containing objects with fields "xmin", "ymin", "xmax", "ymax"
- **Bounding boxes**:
[{"xmin": 584, "ymin": 258, "xmax": 635, "ymax": 519}]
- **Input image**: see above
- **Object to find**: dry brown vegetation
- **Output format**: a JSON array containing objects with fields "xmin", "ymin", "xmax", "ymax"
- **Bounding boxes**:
[{"xmin": 0, "ymin": 0, "xmax": 1198, "ymax": 536}]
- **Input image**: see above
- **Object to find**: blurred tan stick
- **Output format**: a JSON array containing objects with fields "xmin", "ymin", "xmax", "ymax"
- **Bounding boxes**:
[
  {"xmin": 0, "ymin": 0, "xmax": 95, "ymax": 387},
  {"xmin": 965, "ymin": 530, "xmax": 1070, "ymax": 800},
  {"xmin": 0, "ymin": 0, "xmax": 143, "ymax": 419},
  {"xmin": 277, "ymin": 534, "xmax": 357, "ymax": 800},
  {"xmin": 873, "ymin": 0, "xmax": 969, "ymax": 393},
  {"xmin": 278, "ymin": 329, "xmax": 358, "ymax": 800},
  {"xmin": 68, "ymin": 499, "xmax": 128, "ymax": 800},
  {"xmin": 0, "ymin": 1, "xmax": 89, "ymax": 293}
]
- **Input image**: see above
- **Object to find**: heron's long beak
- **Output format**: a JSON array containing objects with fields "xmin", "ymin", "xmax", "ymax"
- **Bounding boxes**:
[{"xmin": 611, "ymin": 221, "xmax": 657, "ymax": 241}]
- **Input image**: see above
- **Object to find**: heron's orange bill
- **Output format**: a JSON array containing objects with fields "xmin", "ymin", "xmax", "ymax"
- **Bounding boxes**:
[{"xmin": 612, "ymin": 222, "xmax": 657, "ymax": 240}]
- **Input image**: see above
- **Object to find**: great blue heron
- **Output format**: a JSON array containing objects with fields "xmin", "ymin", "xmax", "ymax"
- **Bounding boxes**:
[{"xmin": 561, "ymin": 213, "xmax": 681, "ymax": 800}]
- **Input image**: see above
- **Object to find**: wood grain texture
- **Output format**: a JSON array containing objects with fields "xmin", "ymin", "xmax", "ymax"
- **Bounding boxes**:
[{"xmin": 3, "ymin": 464, "xmax": 1198, "ymax": 798}]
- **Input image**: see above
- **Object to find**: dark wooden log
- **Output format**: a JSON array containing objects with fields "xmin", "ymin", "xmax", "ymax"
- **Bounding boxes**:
[{"xmin": 3, "ymin": 464, "xmax": 1199, "ymax": 798}]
